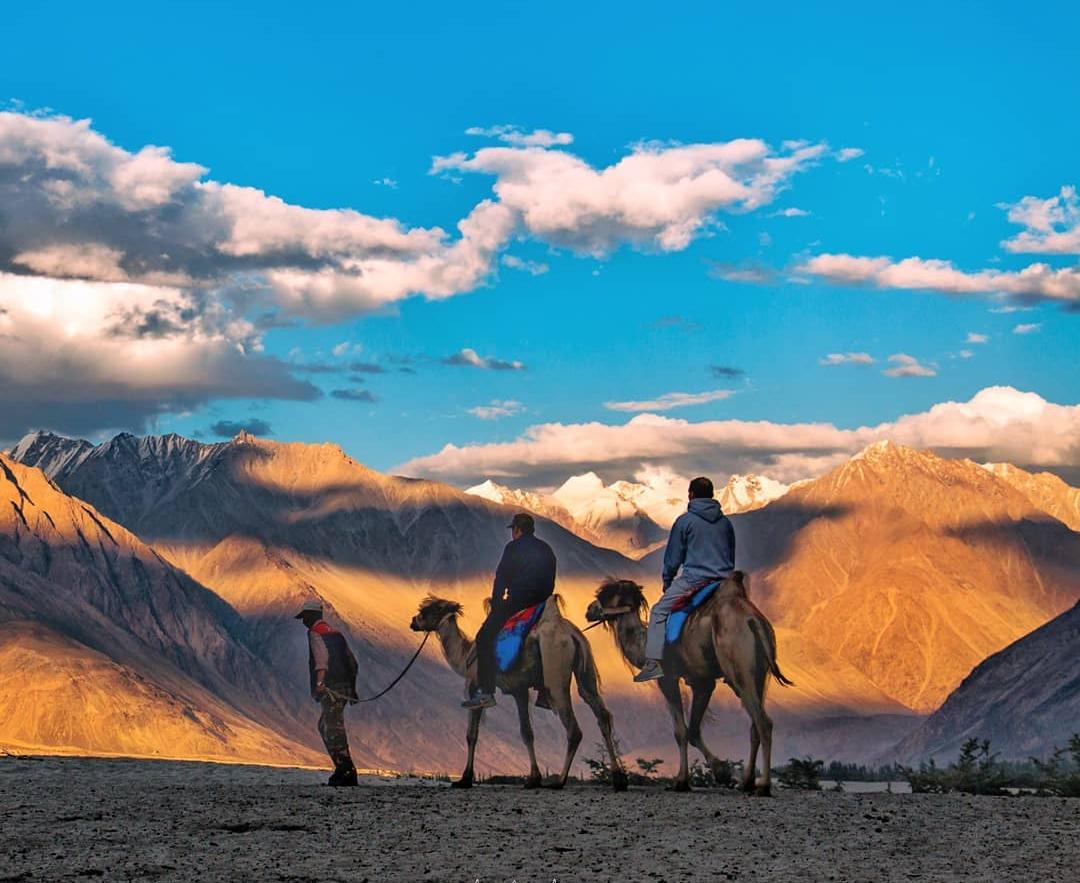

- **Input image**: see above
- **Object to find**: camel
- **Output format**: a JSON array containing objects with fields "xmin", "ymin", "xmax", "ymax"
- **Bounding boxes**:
[
  {"xmin": 584, "ymin": 572, "xmax": 792, "ymax": 794},
  {"xmin": 410, "ymin": 595, "xmax": 628, "ymax": 790}
]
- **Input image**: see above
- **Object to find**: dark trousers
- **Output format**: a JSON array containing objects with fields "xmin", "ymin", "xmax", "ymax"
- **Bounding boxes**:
[
  {"xmin": 318, "ymin": 692, "xmax": 354, "ymax": 770},
  {"xmin": 475, "ymin": 592, "xmax": 548, "ymax": 695}
]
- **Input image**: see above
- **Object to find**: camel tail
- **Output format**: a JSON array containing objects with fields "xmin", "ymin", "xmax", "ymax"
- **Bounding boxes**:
[{"xmin": 748, "ymin": 617, "xmax": 795, "ymax": 687}]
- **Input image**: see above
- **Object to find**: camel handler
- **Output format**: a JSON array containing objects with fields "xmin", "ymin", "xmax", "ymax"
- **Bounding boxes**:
[
  {"xmin": 295, "ymin": 600, "xmax": 360, "ymax": 786},
  {"xmin": 462, "ymin": 512, "xmax": 557, "ymax": 710},
  {"xmin": 634, "ymin": 476, "xmax": 735, "ymax": 682}
]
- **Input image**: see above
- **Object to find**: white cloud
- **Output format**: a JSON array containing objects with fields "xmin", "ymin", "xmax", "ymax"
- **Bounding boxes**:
[
  {"xmin": 1013, "ymin": 322, "xmax": 1042, "ymax": 334},
  {"xmin": 433, "ymin": 137, "xmax": 826, "ymax": 255},
  {"xmin": 465, "ymin": 125, "xmax": 574, "ymax": 148},
  {"xmin": 501, "ymin": 254, "xmax": 550, "ymax": 275},
  {"xmin": 958, "ymin": 350, "xmax": 974, "ymax": 359},
  {"xmin": 836, "ymin": 147, "xmax": 865, "ymax": 162},
  {"xmin": 604, "ymin": 390, "xmax": 735, "ymax": 413},
  {"xmin": 373, "ymin": 177, "xmax": 398, "ymax": 188},
  {"xmin": 0, "ymin": 272, "xmax": 317, "ymax": 436},
  {"xmin": 796, "ymin": 253, "xmax": 1080, "ymax": 304},
  {"xmin": 883, "ymin": 353, "xmax": 937, "ymax": 378},
  {"xmin": 468, "ymin": 399, "xmax": 524, "ymax": 420},
  {"xmin": 1000, "ymin": 185, "xmax": 1080, "ymax": 254},
  {"xmin": 770, "ymin": 207, "xmax": 811, "ymax": 217},
  {"xmin": 965, "ymin": 332, "xmax": 989, "ymax": 344},
  {"xmin": 398, "ymin": 387, "xmax": 1080, "ymax": 487},
  {"xmin": 820, "ymin": 352, "xmax": 876, "ymax": 366},
  {"xmin": 442, "ymin": 348, "xmax": 526, "ymax": 371}
]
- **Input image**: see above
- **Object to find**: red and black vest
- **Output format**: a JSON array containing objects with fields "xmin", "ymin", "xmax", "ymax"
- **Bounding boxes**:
[{"xmin": 309, "ymin": 621, "xmax": 359, "ymax": 701}]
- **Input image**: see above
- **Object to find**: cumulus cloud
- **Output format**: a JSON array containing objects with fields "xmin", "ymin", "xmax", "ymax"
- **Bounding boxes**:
[
  {"xmin": 433, "ymin": 137, "xmax": 826, "ymax": 254},
  {"xmin": 603, "ymin": 390, "xmax": 735, "ymax": 412},
  {"xmin": 796, "ymin": 253, "xmax": 1080, "ymax": 304},
  {"xmin": 883, "ymin": 353, "xmax": 937, "ymax": 377},
  {"xmin": 1013, "ymin": 322, "xmax": 1041, "ymax": 334},
  {"xmin": 0, "ymin": 273, "xmax": 318, "ymax": 437},
  {"xmin": 965, "ymin": 332, "xmax": 989, "ymax": 344},
  {"xmin": 820, "ymin": 352, "xmax": 876, "ymax": 366},
  {"xmin": 468, "ymin": 399, "xmax": 524, "ymax": 420},
  {"xmin": 501, "ymin": 254, "xmax": 550, "ymax": 275},
  {"xmin": 836, "ymin": 147, "xmax": 865, "ymax": 162},
  {"xmin": 209, "ymin": 418, "xmax": 273, "ymax": 438},
  {"xmin": 770, "ymin": 207, "xmax": 811, "ymax": 217},
  {"xmin": 465, "ymin": 125, "xmax": 574, "ymax": 148},
  {"xmin": 398, "ymin": 387, "xmax": 1080, "ymax": 487},
  {"xmin": 1001, "ymin": 185, "xmax": 1080, "ymax": 255},
  {"xmin": 441, "ymin": 348, "xmax": 526, "ymax": 371}
]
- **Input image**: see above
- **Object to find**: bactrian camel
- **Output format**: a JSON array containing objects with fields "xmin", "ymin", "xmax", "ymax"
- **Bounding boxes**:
[
  {"xmin": 585, "ymin": 572, "xmax": 792, "ymax": 794},
  {"xmin": 410, "ymin": 595, "xmax": 628, "ymax": 790}
]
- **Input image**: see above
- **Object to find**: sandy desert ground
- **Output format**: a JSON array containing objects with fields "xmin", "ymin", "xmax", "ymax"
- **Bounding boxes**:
[{"xmin": 1, "ymin": 757, "xmax": 1077, "ymax": 883}]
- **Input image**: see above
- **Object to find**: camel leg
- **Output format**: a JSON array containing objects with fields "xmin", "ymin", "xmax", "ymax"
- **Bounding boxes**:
[
  {"xmin": 513, "ymin": 691, "xmax": 543, "ymax": 788},
  {"xmin": 575, "ymin": 663, "xmax": 628, "ymax": 792},
  {"xmin": 452, "ymin": 708, "xmax": 483, "ymax": 789},
  {"xmin": 741, "ymin": 723, "xmax": 760, "ymax": 793},
  {"xmin": 687, "ymin": 680, "xmax": 726, "ymax": 783},
  {"xmin": 547, "ymin": 682, "xmax": 582, "ymax": 789},
  {"xmin": 659, "ymin": 676, "xmax": 691, "ymax": 791}
]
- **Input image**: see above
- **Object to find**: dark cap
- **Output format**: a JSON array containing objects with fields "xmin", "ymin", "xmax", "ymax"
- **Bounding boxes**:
[{"xmin": 507, "ymin": 512, "xmax": 535, "ymax": 534}]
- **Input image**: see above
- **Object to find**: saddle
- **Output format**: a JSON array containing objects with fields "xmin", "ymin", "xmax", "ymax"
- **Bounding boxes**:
[
  {"xmin": 664, "ymin": 579, "xmax": 724, "ymax": 645},
  {"xmin": 495, "ymin": 600, "xmax": 547, "ymax": 672}
]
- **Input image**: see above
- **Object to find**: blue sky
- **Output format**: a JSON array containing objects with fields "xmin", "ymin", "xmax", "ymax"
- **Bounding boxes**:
[{"xmin": 2, "ymin": 2, "xmax": 1077, "ymax": 486}]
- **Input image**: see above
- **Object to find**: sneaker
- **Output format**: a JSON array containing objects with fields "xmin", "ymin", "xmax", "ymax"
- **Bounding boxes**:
[
  {"xmin": 633, "ymin": 659, "xmax": 665, "ymax": 683},
  {"xmin": 461, "ymin": 693, "xmax": 497, "ymax": 710}
]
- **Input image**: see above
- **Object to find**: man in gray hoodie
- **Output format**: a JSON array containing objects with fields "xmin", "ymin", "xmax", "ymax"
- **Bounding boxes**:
[{"xmin": 634, "ymin": 476, "xmax": 736, "ymax": 682}]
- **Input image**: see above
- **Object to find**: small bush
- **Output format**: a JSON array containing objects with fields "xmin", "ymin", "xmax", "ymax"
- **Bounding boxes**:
[
  {"xmin": 777, "ymin": 756, "xmax": 824, "ymax": 790},
  {"xmin": 1030, "ymin": 734, "xmax": 1080, "ymax": 797},
  {"xmin": 902, "ymin": 738, "xmax": 1011, "ymax": 795}
]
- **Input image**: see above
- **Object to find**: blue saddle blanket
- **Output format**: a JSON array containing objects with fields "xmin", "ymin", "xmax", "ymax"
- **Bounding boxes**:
[
  {"xmin": 665, "ymin": 580, "xmax": 723, "ymax": 645},
  {"xmin": 495, "ymin": 601, "xmax": 546, "ymax": 671}
]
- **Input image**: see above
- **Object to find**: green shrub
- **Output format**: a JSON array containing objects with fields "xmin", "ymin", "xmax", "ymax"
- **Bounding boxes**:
[{"xmin": 777, "ymin": 756, "xmax": 824, "ymax": 790}]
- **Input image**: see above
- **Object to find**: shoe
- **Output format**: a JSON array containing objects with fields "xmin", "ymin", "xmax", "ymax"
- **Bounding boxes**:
[
  {"xmin": 461, "ymin": 693, "xmax": 497, "ymax": 710},
  {"xmin": 633, "ymin": 659, "xmax": 665, "ymax": 683},
  {"xmin": 329, "ymin": 763, "xmax": 358, "ymax": 786}
]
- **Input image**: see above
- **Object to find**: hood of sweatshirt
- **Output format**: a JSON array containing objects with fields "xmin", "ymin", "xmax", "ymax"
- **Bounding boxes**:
[{"xmin": 688, "ymin": 497, "xmax": 723, "ymax": 523}]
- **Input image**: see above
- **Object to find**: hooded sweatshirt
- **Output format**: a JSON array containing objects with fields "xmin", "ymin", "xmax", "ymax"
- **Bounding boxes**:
[{"xmin": 661, "ymin": 497, "xmax": 736, "ymax": 588}]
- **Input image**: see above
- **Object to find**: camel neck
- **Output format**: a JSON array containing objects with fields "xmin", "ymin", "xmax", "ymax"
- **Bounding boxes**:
[
  {"xmin": 614, "ymin": 614, "xmax": 647, "ymax": 668},
  {"xmin": 435, "ymin": 616, "xmax": 473, "ymax": 678}
]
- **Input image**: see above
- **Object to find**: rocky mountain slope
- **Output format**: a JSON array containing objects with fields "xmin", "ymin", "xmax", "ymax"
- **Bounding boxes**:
[
  {"xmin": 717, "ymin": 473, "xmax": 791, "ymax": 514},
  {"xmin": 889, "ymin": 600, "xmax": 1080, "ymax": 762},
  {"xmin": 981, "ymin": 462, "xmax": 1080, "ymax": 532},
  {"xmin": 0, "ymin": 454, "xmax": 320, "ymax": 765},
  {"xmin": 724, "ymin": 441, "xmax": 1080, "ymax": 714}
]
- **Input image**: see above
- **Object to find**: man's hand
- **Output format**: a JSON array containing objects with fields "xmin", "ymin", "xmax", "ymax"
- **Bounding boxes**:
[{"xmin": 314, "ymin": 670, "xmax": 327, "ymax": 700}]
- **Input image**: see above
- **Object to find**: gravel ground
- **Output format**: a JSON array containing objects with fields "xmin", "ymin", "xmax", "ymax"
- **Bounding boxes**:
[{"xmin": 0, "ymin": 757, "xmax": 1077, "ymax": 882}]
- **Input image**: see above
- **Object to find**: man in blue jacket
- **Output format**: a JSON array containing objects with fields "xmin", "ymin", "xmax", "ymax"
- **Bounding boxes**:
[
  {"xmin": 463, "ymin": 512, "xmax": 557, "ymax": 709},
  {"xmin": 634, "ymin": 476, "xmax": 736, "ymax": 682}
]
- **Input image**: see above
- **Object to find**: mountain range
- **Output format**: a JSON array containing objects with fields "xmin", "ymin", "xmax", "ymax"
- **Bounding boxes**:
[{"xmin": 5, "ymin": 431, "xmax": 1078, "ymax": 768}]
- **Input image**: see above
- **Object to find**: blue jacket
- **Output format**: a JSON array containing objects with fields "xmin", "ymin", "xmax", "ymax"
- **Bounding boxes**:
[{"xmin": 662, "ymin": 498, "xmax": 736, "ymax": 588}]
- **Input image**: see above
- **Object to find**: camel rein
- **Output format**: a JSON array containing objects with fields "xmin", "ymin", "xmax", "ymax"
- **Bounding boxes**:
[
  {"xmin": 583, "ymin": 605, "xmax": 634, "ymax": 630},
  {"xmin": 349, "ymin": 631, "xmax": 432, "ymax": 703}
]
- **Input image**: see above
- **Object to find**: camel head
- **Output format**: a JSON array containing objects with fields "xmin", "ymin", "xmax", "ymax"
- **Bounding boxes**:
[
  {"xmin": 410, "ymin": 596, "xmax": 463, "ymax": 632},
  {"xmin": 586, "ymin": 578, "xmax": 648, "ymax": 625}
]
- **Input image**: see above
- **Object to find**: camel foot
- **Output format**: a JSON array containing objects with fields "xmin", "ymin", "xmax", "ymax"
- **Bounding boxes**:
[
  {"xmin": 667, "ymin": 780, "xmax": 692, "ymax": 793},
  {"xmin": 547, "ymin": 779, "xmax": 566, "ymax": 791},
  {"xmin": 753, "ymin": 784, "xmax": 772, "ymax": 798},
  {"xmin": 523, "ymin": 774, "xmax": 543, "ymax": 790},
  {"xmin": 739, "ymin": 779, "xmax": 757, "ymax": 794},
  {"xmin": 451, "ymin": 776, "xmax": 473, "ymax": 789},
  {"xmin": 611, "ymin": 769, "xmax": 629, "ymax": 792}
]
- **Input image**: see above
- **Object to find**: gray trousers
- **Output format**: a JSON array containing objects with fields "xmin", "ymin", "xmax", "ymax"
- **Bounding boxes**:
[{"xmin": 645, "ymin": 574, "xmax": 705, "ymax": 660}]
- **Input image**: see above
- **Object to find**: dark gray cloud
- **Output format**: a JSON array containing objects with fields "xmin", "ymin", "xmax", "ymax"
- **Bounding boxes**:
[
  {"xmin": 209, "ymin": 418, "xmax": 274, "ymax": 437},
  {"xmin": 330, "ymin": 388, "xmax": 378, "ymax": 403},
  {"xmin": 347, "ymin": 361, "xmax": 386, "ymax": 374},
  {"xmin": 709, "ymin": 365, "xmax": 746, "ymax": 379}
]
